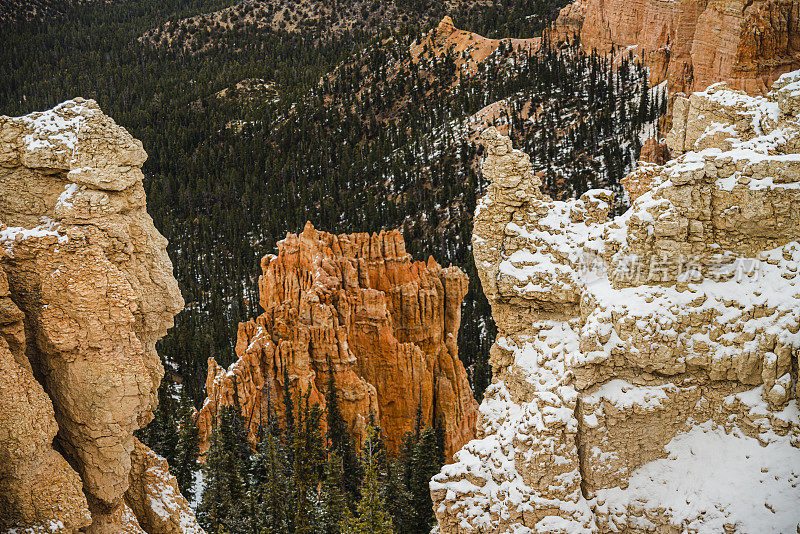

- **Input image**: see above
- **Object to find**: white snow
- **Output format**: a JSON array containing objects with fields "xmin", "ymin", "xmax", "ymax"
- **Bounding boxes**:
[
  {"xmin": 774, "ymin": 70, "xmax": 800, "ymax": 97},
  {"xmin": 583, "ymin": 379, "xmax": 678, "ymax": 411},
  {"xmin": 20, "ymin": 100, "xmax": 88, "ymax": 155},
  {"xmin": 191, "ymin": 467, "xmax": 205, "ymax": 508},
  {"xmin": 144, "ymin": 463, "xmax": 205, "ymax": 533},
  {"xmin": 55, "ymin": 183, "xmax": 80, "ymax": 210},
  {"xmin": 5, "ymin": 521, "xmax": 66, "ymax": 534},
  {"xmin": 594, "ymin": 421, "xmax": 800, "ymax": 533},
  {"xmin": 0, "ymin": 217, "xmax": 68, "ymax": 252}
]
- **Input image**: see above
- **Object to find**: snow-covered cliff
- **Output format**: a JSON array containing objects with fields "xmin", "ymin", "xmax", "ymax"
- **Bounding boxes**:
[{"xmin": 431, "ymin": 71, "xmax": 800, "ymax": 533}]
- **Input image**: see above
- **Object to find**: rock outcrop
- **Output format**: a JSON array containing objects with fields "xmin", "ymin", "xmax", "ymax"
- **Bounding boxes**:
[
  {"xmin": 549, "ymin": 0, "xmax": 800, "ymax": 95},
  {"xmin": 432, "ymin": 71, "xmax": 800, "ymax": 532},
  {"xmin": 0, "ymin": 99, "xmax": 202, "ymax": 533},
  {"xmin": 411, "ymin": 16, "xmax": 541, "ymax": 75},
  {"xmin": 636, "ymin": 137, "xmax": 671, "ymax": 166},
  {"xmin": 197, "ymin": 222, "xmax": 478, "ymax": 460}
]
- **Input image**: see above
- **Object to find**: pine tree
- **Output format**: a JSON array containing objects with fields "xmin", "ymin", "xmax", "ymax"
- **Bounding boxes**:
[
  {"xmin": 251, "ymin": 426, "xmax": 293, "ymax": 534},
  {"xmin": 342, "ymin": 424, "xmax": 394, "ymax": 534},
  {"xmin": 136, "ymin": 377, "xmax": 180, "ymax": 464},
  {"xmin": 637, "ymin": 83, "xmax": 649, "ymax": 125},
  {"xmin": 172, "ymin": 390, "xmax": 200, "ymax": 500},
  {"xmin": 401, "ymin": 396, "xmax": 424, "ymax": 485},
  {"xmin": 407, "ymin": 427, "xmax": 442, "ymax": 533},
  {"xmin": 282, "ymin": 365, "xmax": 295, "ymax": 443},
  {"xmin": 366, "ymin": 409, "xmax": 387, "ymax": 479},
  {"xmin": 326, "ymin": 355, "xmax": 362, "ymax": 507},
  {"xmin": 433, "ymin": 416, "xmax": 446, "ymax": 468},
  {"xmin": 385, "ymin": 402, "xmax": 446, "ymax": 534},
  {"xmin": 198, "ymin": 407, "xmax": 234, "ymax": 532},
  {"xmin": 197, "ymin": 405, "xmax": 251, "ymax": 533},
  {"xmin": 293, "ymin": 391, "xmax": 326, "ymax": 534},
  {"xmin": 320, "ymin": 452, "xmax": 350, "ymax": 534},
  {"xmin": 383, "ymin": 459, "xmax": 414, "ymax": 533}
]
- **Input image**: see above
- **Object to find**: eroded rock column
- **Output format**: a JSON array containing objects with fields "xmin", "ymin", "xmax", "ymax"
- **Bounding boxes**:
[
  {"xmin": 198, "ymin": 222, "xmax": 478, "ymax": 460},
  {"xmin": 0, "ymin": 99, "xmax": 201, "ymax": 533}
]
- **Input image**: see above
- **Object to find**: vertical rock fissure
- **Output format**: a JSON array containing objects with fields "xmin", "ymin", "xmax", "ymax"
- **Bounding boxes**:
[{"xmin": 573, "ymin": 396, "xmax": 591, "ymax": 501}]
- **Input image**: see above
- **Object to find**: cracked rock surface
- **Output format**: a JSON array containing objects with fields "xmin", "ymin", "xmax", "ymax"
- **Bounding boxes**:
[
  {"xmin": 432, "ymin": 72, "xmax": 800, "ymax": 533},
  {"xmin": 0, "ymin": 99, "xmax": 202, "ymax": 533}
]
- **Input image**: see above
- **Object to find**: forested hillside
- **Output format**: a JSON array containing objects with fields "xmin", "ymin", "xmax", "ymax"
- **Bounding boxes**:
[
  {"xmin": 1, "ymin": 1, "xmax": 664, "ymax": 531},
  {"xmin": 139, "ymin": 0, "xmax": 570, "ymax": 49},
  {"xmin": 2, "ymin": 0, "xmax": 592, "ymax": 406}
]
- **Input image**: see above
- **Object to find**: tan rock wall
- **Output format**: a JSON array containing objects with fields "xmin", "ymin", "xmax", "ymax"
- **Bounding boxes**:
[
  {"xmin": 433, "ymin": 72, "xmax": 800, "ymax": 533},
  {"xmin": 0, "ymin": 265, "xmax": 91, "ymax": 532},
  {"xmin": 549, "ymin": 0, "xmax": 800, "ymax": 95},
  {"xmin": 0, "ymin": 100, "xmax": 202, "ymax": 533}
]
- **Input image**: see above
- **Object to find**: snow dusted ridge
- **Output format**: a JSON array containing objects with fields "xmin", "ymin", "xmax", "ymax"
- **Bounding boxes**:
[{"xmin": 431, "ymin": 72, "xmax": 800, "ymax": 533}]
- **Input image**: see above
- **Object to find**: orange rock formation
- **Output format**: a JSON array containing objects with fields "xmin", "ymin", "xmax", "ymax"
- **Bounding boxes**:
[
  {"xmin": 197, "ymin": 222, "xmax": 478, "ymax": 460},
  {"xmin": 549, "ymin": 0, "xmax": 800, "ymax": 94},
  {"xmin": 638, "ymin": 137, "xmax": 671, "ymax": 165},
  {"xmin": 412, "ymin": 16, "xmax": 541, "ymax": 74}
]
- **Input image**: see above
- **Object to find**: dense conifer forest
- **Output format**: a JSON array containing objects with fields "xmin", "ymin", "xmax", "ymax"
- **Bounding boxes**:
[{"xmin": 1, "ymin": 1, "xmax": 664, "ymax": 530}]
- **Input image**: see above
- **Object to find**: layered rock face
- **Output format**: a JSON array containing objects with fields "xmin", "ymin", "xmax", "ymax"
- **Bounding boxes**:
[
  {"xmin": 549, "ymin": 0, "xmax": 800, "ymax": 95},
  {"xmin": 0, "ymin": 100, "xmax": 202, "ymax": 533},
  {"xmin": 197, "ymin": 222, "xmax": 477, "ymax": 459},
  {"xmin": 432, "ymin": 72, "xmax": 800, "ymax": 532}
]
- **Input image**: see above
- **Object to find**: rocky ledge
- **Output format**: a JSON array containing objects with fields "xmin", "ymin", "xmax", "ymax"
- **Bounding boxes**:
[
  {"xmin": 0, "ymin": 99, "xmax": 202, "ymax": 533},
  {"xmin": 431, "ymin": 71, "xmax": 800, "ymax": 532}
]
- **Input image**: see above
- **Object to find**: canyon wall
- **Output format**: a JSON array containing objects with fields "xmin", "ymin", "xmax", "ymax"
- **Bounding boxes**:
[
  {"xmin": 432, "ymin": 71, "xmax": 800, "ymax": 532},
  {"xmin": 0, "ymin": 99, "xmax": 202, "ymax": 533},
  {"xmin": 197, "ymin": 222, "xmax": 478, "ymax": 460},
  {"xmin": 549, "ymin": 0, "xmax": 800, "ymax": 95}
]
